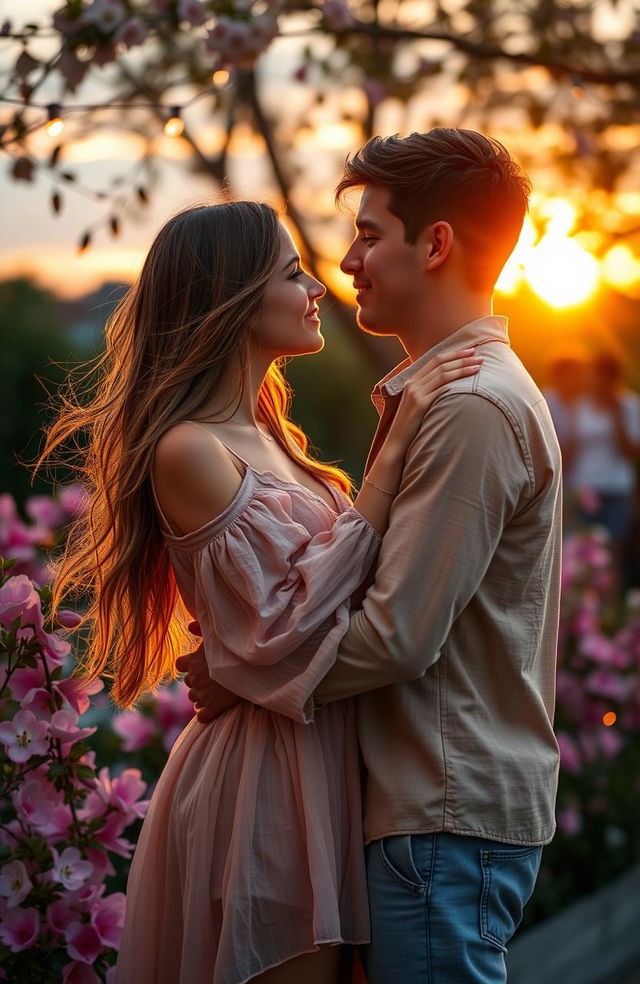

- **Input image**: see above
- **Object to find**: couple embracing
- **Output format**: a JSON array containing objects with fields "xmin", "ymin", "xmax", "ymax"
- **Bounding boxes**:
[{"xmin": 48, "ymin": 128, "xmax": 562, "ymax": 984}]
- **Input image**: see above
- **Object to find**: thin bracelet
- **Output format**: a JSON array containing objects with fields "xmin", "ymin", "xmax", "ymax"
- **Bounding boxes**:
[{"xmin": 364, "ymin": 475, "xmax": 394, "ymax": 497}]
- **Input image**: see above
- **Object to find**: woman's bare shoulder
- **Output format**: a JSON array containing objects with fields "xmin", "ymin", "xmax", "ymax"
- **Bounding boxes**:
[{"xmin": 153, "ymin": 422, "xmax": 243, "ymax": 535}]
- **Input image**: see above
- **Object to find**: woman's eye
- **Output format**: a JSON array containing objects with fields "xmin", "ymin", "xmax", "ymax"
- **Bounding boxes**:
[{"xmin": 289, "ymin": 268, "xmax": 304, "ymax": 279}]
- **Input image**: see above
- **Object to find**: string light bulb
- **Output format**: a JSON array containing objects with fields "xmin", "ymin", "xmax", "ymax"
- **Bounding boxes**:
[
  {"xmin": 212, "ymin": 69, "xmax": 230, "ymax": 86},
  {"xmin": 163, "ymin": 106, "xmax": 184, "ymax": 138},
  {"xmin": 45, "ymin": 103, "xmax": 64, "ymax": 137}
]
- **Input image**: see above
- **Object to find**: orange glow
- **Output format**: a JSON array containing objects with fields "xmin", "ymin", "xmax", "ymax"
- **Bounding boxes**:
[
  {"xmin": 163, "ymin": 115, "xmax": 184, "ymax": 138},
  {"xmin": 602, "ymin": 712, "xmax": 617, "ymax": 727},
  {"xmin": 602, "ymin": 244, "xmax": 640, "ymax": 294},
  {"xmin": 525, "ymin": 236, "xmax": 600, "ymax": 307},
  {"xmin": 295, "ymin": 121, "xmax": 363, "ymax": 151},
  {"xmin": 496, "ymin": 200, "xmax": 601, "ymax": 307},
  {"xmin": 212, "ymin": 69, "xmax": 230, "ymax": 86},
  {"xmin": 45, "ymin": 116, "xmax": 65, "ymax": 138}
]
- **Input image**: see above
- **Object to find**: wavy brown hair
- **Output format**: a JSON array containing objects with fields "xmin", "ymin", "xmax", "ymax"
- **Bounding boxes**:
[
  {"xmin": 42, "ymin": 201, "xmax": 353, "ymax": 707},
  {"xmin": 336, "ymin": 129, "xmax": 531, "ymax": 290}
]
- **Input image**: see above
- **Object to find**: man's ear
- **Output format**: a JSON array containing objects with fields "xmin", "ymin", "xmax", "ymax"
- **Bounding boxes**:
[{"xmin": 422, "ymin": 221, "xmax": 454, "ymax": 272}]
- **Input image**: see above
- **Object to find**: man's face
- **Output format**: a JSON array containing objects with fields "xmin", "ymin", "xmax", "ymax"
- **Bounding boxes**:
[{"xmin": 340, "ymin": 185, "xmax": 428, "ymax": 337}]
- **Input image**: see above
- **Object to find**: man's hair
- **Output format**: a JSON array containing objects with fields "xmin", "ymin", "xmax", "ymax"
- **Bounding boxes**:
[{"xmin": 336, "ymin": 128, "xmax": 531, "ymax": 289}]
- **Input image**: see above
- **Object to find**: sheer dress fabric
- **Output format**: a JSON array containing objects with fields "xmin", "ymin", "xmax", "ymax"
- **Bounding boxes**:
[{"xmin": 115, "ymin": 466, "xmax": 381, "ymax": 984}]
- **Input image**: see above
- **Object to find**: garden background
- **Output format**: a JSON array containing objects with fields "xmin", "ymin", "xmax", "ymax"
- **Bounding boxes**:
[{"xmin": 1, "ymin": 0, "xmax": 639, "ymax": 981}]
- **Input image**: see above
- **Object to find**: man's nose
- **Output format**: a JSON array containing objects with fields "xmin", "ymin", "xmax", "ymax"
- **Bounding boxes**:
[{"xmin": 340, "ymin": 245, "xmax": 361, "ymax": 274}]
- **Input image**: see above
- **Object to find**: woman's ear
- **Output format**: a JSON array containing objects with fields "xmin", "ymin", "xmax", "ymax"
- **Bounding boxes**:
[{"xmin": 422, "ymin": 221, "xmax": 454, "ymax": 272}]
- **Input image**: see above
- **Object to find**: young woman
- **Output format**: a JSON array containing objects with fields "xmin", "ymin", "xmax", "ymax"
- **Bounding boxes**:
[{"xmin": 44, "ymin": 202, "xmax": 483, "ymax": 984}]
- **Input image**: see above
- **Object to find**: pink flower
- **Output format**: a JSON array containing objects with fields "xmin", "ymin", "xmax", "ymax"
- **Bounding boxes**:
[
  {"xmin": 49, "ymin": 709, "xmax": 97, "ymax": 746},
  {"xmin": 15, "ymin": 774, "xmax": 72, "ymax": 838},
  {"xmin": 112, "ymin": 709, "xmax": 155, "ymax": 751},
  {"xmin": 155, "ymin": 683, "xmax": 194, "ymax": 751},
  {"xmin": 0, "ymin": 861, "xmax": 32, "ymax": 907},
  {"xmin": 21, "ymin": 686, "xmax": 54, "ymax": 719},
  {"xmin": 85, "ymin": 848, "xmax": 114, "ymax": 883},
  {"xmin": 87, "ymin": 767, "xmax": 148, "ymax": 823},
  {"xmin": 0, "ymin": 574, "xmax": 43, "ymax": 632},
  {"xmin": 0, "ymin": 906, "xmax": 39, "ymax": 952},
  {"xmin": 82, "ymin": 0, "xmax": 126, "ymax": 33},
  {"xmin": 322, "ymin": 0, "xmax": 356, "ymax": 30},
  {"xmin": 87, "ymin": 812, "xmax": 133, "ymax": 858},
  {"xmin": 557, "ymin": 806, "xmax": 582, "ymax": 837},
  {"xmin": 363, "ymin": 80, "xmax": 386, "ymax": 106},
  {"xmin": 597, "ymin": 725, "xmax": 624, "ymax": 759},
  {"xmin": 0, "ymin": 708, "xmax": 49, "ymax": 763},
  {"xmin": 178, "ymin": 0, "xmax": 207, "ymax": 26},
  {"xmin": 6, "ymin": 665, "xmax": 45, "ymax": 702},
  {"xmin": 116, "ymin": 17, "xmax": 147, "ymax": 47},
  {"xmin": 91, "ymin": 892, "xmax": 125, "ymax": 948},
  {"xmin": 62, "ymin": 962, "xmax": 101, "ymax": 984},
  {"xmin": 58, "ymin": 485, "xmax": 88, "ymax": 518},
  {"xmin": 585, "ymin": 669, "xmax": 630, "ymax": 701},
  {"xmin": 65, "ymin": 921, "xmax": 103, "ymax": 964},
  {"xmin": 579, "ymin": 630, "xmax": 614, "ymax": 665},
  {"xmin": 107, "ymin": 768, "xmax": 148, "ymax": 819},
  {"xmin": 40, "ymin": 629, "xmax": 72, "ymax": 669},
  {"xmin": 57, "ymin": 609, "xmax": 83, "ymax": 629},
  {"xmin": 55, "ymin": 675, "xmax": 103, "ymax": 716},
  {"xmin": 25, "ymin": 495, "xmax": 67, "ymax": 531},
  {"xmin": 51, "ymin": 847, "xmax": 93, "ymax": 892},
  {"xmin": 47, "ymin": 896, "xmax": 85, "ymax": 936},
  {"xmin": 556, "ymin": 731, "xmax": 581, "ymax": 775}
]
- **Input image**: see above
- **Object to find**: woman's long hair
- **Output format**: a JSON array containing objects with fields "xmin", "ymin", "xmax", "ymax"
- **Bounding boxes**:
[{"xmin": 42, "ymin": 202, "xmax": 353, "ymax": 707}]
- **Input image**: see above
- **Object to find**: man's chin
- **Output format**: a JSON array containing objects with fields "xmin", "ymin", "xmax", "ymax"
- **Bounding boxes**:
[{"xmin": 356, "ymin": 311, "xmax": 395, "ymax": 338}]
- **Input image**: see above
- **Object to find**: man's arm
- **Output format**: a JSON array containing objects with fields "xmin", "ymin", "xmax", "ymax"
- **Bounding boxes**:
[{"xmin": 315, "ymin": 393, "xmax": 531, "ymax": 703}]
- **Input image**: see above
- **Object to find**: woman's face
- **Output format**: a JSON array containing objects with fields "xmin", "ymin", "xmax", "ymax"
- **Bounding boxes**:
[{"xmin": 255, "ymin": 225, "xmax": 326, "ymax": 359}]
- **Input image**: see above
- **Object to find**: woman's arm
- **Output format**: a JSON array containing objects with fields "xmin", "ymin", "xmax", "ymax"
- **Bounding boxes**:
[{"xmin": 350, "ymin": 347, "xmax": 483, "ymax": 532}]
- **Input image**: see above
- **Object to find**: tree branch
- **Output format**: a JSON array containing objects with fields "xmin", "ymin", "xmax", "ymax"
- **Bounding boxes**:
[{"xmin": 305, "ymin": 23, "xmax": 640, "ymax": 87}]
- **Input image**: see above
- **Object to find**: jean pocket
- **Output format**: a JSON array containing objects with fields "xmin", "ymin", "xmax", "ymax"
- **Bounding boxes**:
[
  {"xmin": 479, "ymin": 845, "xmax": 542, "ymax": 951},
  {"xmin": 377, "ymin": 835, "xmax": 427, "ymax": 895}
]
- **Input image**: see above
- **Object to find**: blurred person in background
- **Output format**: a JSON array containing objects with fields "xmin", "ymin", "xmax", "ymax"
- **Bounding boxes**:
[
  {"xmin": 567, "ymin": 349, "xmax": 640, "ymax": 592},
  {"xmin": 543, "ymin": 346, "xmax": 589, "ymax": 532}
]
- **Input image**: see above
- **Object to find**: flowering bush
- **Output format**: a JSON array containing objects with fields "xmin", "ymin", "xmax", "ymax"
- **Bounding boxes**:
[
  {"xmin": 526, "ymin": 527, "xmax": 640, "ymax": 923},
  {"xmin": 0, "ymin": 491, "xmax": 150, "ymax": 982}
]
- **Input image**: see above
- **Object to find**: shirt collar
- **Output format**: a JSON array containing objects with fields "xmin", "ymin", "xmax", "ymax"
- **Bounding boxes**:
[{"xmin": 373, "ymin": 315, "xmax": 510, "ymax": 402}]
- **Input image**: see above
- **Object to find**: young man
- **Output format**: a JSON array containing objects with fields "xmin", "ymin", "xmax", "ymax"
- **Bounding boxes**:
[{"xmin": 182, "ymin": 129, "xmax": 562, "ymax": 983}]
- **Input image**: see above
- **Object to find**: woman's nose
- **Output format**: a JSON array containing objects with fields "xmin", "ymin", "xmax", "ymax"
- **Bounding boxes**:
[{"xmin": 309, "ymin": 278, "xmax": 326, "ymax": 299}]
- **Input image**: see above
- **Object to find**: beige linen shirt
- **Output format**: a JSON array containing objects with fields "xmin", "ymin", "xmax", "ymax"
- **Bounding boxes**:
[{"xmin": 316, "ymin": 316, "xmax": 562, "ymax": 846}]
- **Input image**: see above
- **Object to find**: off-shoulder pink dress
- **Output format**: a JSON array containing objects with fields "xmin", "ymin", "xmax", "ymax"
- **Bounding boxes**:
[{"xmin": 115, "ymin": 462, "xmax": 381, "ymax": 984}]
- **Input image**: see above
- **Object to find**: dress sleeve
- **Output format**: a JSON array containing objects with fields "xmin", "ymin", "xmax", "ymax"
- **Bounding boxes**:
[{"xmin": 190, "ymin": 484, "xmax": 381, "ymax": 723}]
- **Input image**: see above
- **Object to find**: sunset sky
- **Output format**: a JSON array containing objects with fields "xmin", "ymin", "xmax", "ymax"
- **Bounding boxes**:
[{"xmin": 1, "ymin": 0, "xmax": 639, "ymax": 308}]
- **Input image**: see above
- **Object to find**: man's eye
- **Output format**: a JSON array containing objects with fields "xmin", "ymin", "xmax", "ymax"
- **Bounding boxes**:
[{"xmin": 360, "ymin": 236, "xmax": 377, "ymax": 244}]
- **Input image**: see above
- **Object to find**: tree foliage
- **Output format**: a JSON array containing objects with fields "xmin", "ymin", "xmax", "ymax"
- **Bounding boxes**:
[{"xmin": 1, "ymin": 1, "xmax": 639, "ymax": 367}]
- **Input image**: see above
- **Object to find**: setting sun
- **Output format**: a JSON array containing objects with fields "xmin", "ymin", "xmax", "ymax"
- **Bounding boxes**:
[
  {"xmin": 525, "ymin": 235, "xmax": 600, "ymax": 308},
  {"xmin": 496, "ymin": 199, "xmax": 601, "ymax": 308}
]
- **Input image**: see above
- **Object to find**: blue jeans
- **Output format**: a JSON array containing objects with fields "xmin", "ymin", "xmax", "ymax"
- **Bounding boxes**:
[{"xmin": 362, "ymin": 832, "xmax": 542, "ymax": 984}]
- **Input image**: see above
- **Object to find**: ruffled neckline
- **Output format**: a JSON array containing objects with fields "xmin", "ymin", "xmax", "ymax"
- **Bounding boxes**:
[{"xmin": 161, "ymin": 466, "xmax": 349, "ymax": 550}]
